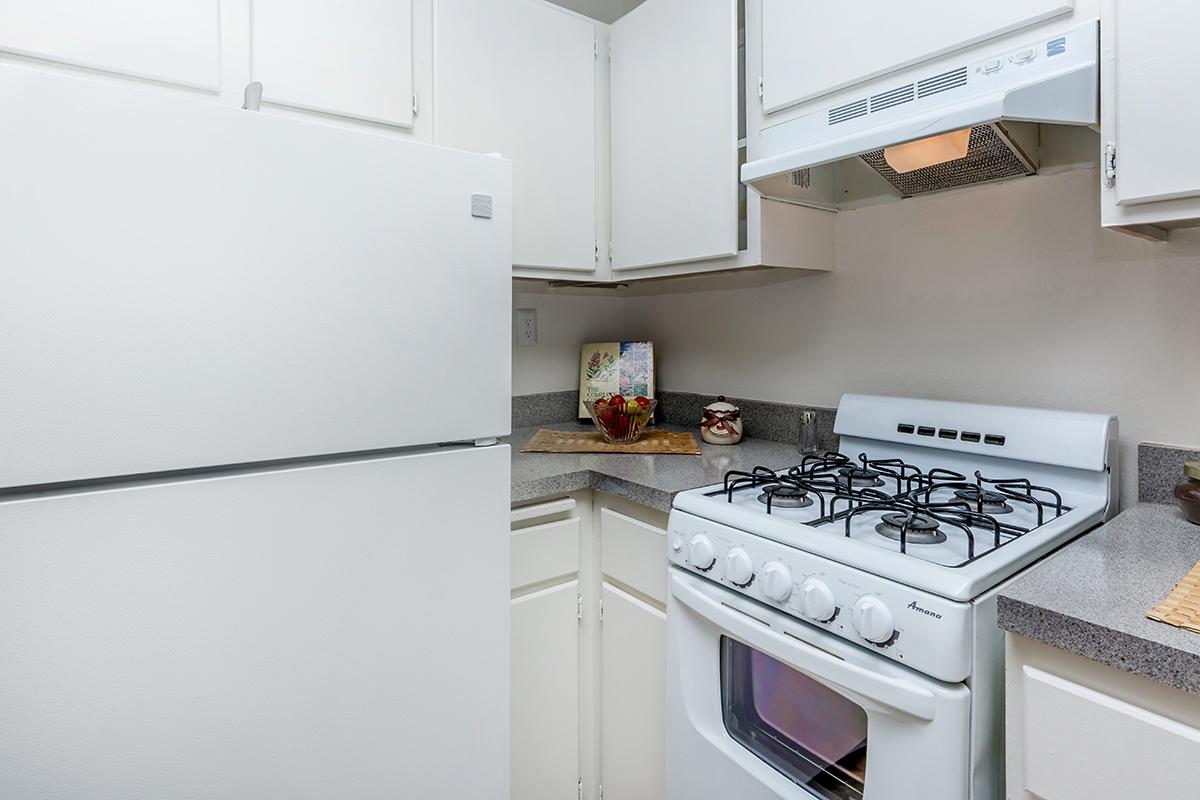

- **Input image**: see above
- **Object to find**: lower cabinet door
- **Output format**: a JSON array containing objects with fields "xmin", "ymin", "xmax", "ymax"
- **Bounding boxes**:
[
  {"xmin": 512, "ymin": 580, "xmax": 581, "ymax": 800},
  {"xmin": 601, "ymin": 581, "xmax": 666, "ymax": 800}
]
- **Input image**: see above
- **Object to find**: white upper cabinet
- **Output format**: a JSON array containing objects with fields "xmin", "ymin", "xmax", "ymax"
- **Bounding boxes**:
[
  {"xmin": 0, "ymin": 0, "xmax": 220, "ymax": 89},
  {"xmin": 610, "ymin": 0, "xmax": 739, "ymax": 271},
  {"xmin": 251, "ymin": 0, "xmax": 414, "ymax": 127},
  {"xmin": 435, "ymin": 0, "xmax": 598, "ymax": 273},
  {"xmin": 1100, "ymin": 0, "xmax": 1200, "ymax": 235},
  {"xmin": 760, "ymin": 0, "xmax": 1074, "ymax": 114}
]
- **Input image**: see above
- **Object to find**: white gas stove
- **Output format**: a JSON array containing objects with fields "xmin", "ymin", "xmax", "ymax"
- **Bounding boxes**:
[{"xmin": 665, "ymin": 395, "xmax": 1117, "ymax": 800}]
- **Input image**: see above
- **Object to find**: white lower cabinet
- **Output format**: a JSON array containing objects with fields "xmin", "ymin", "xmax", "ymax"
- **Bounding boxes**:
[
  {"xmin": 1006, "ymin": 634, "xmax": 1200, "ymax": 800},
  {"xmin": 510, "ymin": 491, "xmax": 668, "ymax": 800},
  {"xmin": 598, "ymin": 500, "xmax": 668, "ymax": 800},
  {"xmin": 512, "ymin": 581, "xmax": 582, "ymax": 800},
  {"xmin": 600, "ymin": 582, "xmax": 666, "ymax": 800},
  {"xmin": 510, "ymin": 498, "xmax": 587, "ymax": 799}
]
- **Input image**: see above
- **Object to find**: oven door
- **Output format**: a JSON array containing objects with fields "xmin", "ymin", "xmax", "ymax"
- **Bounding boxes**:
[{"xmin": 667, "ymin": 569, "xmax": 971, "ymax": 800}]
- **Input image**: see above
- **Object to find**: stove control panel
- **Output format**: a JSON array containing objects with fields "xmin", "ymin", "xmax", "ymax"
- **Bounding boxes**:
[{"xmin": 668, "ymin": 510, "xmax": 974, "ymax": 683}]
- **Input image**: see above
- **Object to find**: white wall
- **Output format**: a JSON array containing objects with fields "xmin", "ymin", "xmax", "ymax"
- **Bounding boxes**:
[
  {"xmin": 620, "ymin": 169, "xmax": 1200, "ymax": 508},
  {"xmin": 512, "ymin": 281, "xmax": 628, "ymax": 395}
]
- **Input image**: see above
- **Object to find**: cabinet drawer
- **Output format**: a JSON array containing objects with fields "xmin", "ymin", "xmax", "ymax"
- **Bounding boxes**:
[
  {"xmin": 511, "ymin": 517, "xmax": 581, "ymax": 591},
  {"xmin": 1022, "ymin": 665, "xmax": 1200, "ymax": 799},
  {"xmin": 600, "ymin": 507, "xmax": 666, "ymax": 605}
]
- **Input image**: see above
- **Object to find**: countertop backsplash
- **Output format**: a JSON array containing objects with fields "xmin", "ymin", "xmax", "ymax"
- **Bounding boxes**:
[
  {"xmin": 512, "ymin": 390, "xmax": 838, "ymax": 454},
  {"xmin": 1139, "ymin": 443, "xmax": 1200, "ymax": 504}
]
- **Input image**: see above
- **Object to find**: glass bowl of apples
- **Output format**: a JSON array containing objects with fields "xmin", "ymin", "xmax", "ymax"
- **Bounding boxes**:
[{"xmin": 587, "ymin": 394, "xmax": 657, "ymax": 445}]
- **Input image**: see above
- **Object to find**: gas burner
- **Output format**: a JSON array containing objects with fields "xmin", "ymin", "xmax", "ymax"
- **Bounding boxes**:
[
  {"xmin": 875, "ymin": 512, "xmax": 948, "ymax": 544},
  {"xmin": 953, "ymin": 487, "xmax": 1014, "ymax": 514},
  {"xmin": 758, "ymin": 484, "xmax": 813, "ymax": 509},
  {"xmin": 837, "ymin": 466, "xmax": 885, "ymax": 488}
]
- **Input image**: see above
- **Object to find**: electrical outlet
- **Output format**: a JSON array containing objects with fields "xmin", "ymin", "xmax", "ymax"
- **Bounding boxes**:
[{"xmin": 516, "ymin": 308, "xmax": 538, "ymax": 347}]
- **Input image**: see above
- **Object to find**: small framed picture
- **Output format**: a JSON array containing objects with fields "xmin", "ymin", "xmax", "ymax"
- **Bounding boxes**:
[{"xmin": 579, "ymin": 341, "xmax": 655, "ymax": 419}]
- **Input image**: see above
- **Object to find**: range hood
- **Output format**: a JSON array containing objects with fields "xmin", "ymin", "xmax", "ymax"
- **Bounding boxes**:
[{"xmin": 743, "ymin": 21, "xmax": 1099, "ymax": 204}]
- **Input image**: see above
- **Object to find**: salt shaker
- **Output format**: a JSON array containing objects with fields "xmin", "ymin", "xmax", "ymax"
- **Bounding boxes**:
[{"xmin": 797, "ymin": 410, "xmax": 818, "ymax": 454}]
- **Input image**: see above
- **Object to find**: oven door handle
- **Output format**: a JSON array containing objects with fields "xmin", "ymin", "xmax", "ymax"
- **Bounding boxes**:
[{"xmin": 670, "ymin": 573, "xmax": 938, "ymax": 721}]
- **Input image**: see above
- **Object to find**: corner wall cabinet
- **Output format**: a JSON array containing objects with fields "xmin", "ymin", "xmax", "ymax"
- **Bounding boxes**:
[
  {"xmin": 510, "ymin": 491, "xmax": 667, "ymax": 800},
  {"xmin": 606, "ymin": 0, "xmax": 834, "ymax": 280},
  {"xmin": 434, "ymin": 0, "xmax": 604, "ymax": 277}
]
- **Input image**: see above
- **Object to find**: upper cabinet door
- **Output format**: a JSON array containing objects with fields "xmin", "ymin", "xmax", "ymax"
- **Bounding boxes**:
[
  {"xmin": 610, "ymin": 0, "xmax": 738, "ymax": 271},
  {"xmin": 1103, "ymin": 0, "xmax": 1200, "ymax": 209},
  {"xmin": 252, "ymin": 0, "xmax": 414, "ymax": 127},
  {"xmin": 0, "ymin": 0, "xmax": 220, "ymax": 89},
  {"xmin": 435, "ymin": 0, "xmax": 597, "ymax": 272},
  {"xmin": 761, "ymin": 0, "xmax": 1074, "ymax": 114}
]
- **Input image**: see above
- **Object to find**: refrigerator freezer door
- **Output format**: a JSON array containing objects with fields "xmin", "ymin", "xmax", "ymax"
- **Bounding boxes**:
[
  {"xmin": 0, "ymin": 65, "xmax": 512, "ymax": 488},
  {"xmin": 0, "ymin": 444, "xmax": 510, "ymax": 799}
]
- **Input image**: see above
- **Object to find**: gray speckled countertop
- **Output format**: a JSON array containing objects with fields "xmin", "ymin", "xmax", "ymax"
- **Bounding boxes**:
[
  {"xmin": 998, "ymin": 503, "xmax": 1200, "ymax": 693},
  {"xmin": 508, "ymin": 423, "xmax": 807, "ymax": 513}
]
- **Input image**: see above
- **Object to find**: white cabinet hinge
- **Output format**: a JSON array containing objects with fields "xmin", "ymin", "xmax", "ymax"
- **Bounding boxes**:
[
  {"xmin": 758, "ymin": 75, "xmax": 764, "ymax": 100},
  {"xmin": 594, "ymin": 241, "xmax": 599, "ymax": 266},
  {"xmin": 578, "ymin": 778, "xmax": 583, "ymax": 800},
  {"xmin": 607, "ymin": 241, "xmax": 613, "ymax": 262},
  {"xmin": 1103, "ymin": 141, "xmax": 1117, "ymax": 188},
  {"xmin": 577, "ymin": 593, "xmax": 584, "ymax": 622},
  {"xmin": 412, "ymin": 92, "xmax": 420, "ymax": 118},
  {"xmin": 599, "ymin": 784, "xmax": 603, "ymax": 800},
  {"xmin": 599, "ymin": 597, "xmax": 605, "ymax": 622},
  {"xmin": 594, "ymin": 36, "xmax": 599, "ymax": 59}
]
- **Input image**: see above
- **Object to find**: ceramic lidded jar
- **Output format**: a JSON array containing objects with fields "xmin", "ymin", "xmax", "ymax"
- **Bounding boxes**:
[
  {"xmin": 700, "ymin": 396, "xmax": 743, "ymax": 445},
  {"xmin": 1175, "ymin": 462, "xmax": 1200, "ymax": 525}
]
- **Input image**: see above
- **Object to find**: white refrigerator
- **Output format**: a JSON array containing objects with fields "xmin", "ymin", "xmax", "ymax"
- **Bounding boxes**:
[{"xmin": 0, "ymin": 65, "xmax": 512, "ymax": 799}]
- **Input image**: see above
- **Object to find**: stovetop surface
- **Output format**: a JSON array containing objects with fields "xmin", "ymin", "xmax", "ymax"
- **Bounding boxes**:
[
  {"xmin": 707, "ymin": 451, "xmax": 1077, "ymax": 569},
  {"xmin": 671, "ymin": 442, "xmax": 1111, "ymax": 601}
]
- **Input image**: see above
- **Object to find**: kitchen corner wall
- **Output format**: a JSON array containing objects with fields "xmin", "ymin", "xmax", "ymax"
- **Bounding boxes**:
[
  {"xmin": 512, "ymin": 282, "xmax": 627, "ymax": 395},
  {"xmin": 513, "ymin": 168, "xmax": 1200, "ymax": 507},
  {"xmin": 623, "ymin": 168, "xmax": 1200, "ymax": 509}
]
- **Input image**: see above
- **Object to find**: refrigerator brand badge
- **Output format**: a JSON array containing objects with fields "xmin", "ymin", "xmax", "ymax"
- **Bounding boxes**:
[{"xmin": 471, "ymin": 193, "xmax": 493, "ymax": 219}]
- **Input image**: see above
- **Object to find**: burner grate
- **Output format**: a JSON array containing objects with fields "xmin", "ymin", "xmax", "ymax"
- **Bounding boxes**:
[{"xmin": 707, "ymin": 451, "xmax": 1074, "ymax": 568}]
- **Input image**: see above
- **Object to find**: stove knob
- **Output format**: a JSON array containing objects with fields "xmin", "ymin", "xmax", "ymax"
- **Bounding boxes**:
[
  {"xmin": 799, "ymin": 578, "xmax": 837, "ymax": 622},
  {"xmin": 760, "ymin": 561, "xmax": 794, "ymax": 602},
  {"xmin": 688, "ymin": 535, "xmax": 715, "ymax": 571},
  {"xmin": 725, "ymin": 548, "xmax": 754, "ymax": 586},
  {"xmin": 852, "ymin": 596, "xmax": 895, "ymax": 644}
]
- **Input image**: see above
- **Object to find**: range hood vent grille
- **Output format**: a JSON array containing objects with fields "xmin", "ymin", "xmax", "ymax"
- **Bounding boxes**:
[
  {"xmin": 827, "ymin": 64, "xmax": 968, "ymax": 129},
  {"xmin": 858, "ymin": 124, "xmax": 1035, "ymax": 197},
  {"xmin": 870, "ymin": 83, "xmax": 915, "ymax": 113},
  {"xmin": 828, "ymin": 98, "xmax": 868, "ymax": 125},
  {"xmin": 916, "ymin": 67, "xmax": 968, "ymax": 98}
]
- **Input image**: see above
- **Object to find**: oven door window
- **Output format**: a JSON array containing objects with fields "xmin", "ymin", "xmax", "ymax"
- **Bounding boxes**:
[{"xmin": 721, "ymin": 636, "xmax": 868, "ymax": 800}]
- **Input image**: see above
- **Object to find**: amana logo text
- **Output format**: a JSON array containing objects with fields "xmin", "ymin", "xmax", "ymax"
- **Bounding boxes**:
[{"xmin": 907, "ymin": 601, "xmax": 943, "ymax": 619}]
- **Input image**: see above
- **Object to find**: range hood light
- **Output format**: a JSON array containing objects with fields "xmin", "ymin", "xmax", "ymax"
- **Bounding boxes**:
[{"xmin": 882, "ymin": 128, "xmax": 972, "ymax": 174}]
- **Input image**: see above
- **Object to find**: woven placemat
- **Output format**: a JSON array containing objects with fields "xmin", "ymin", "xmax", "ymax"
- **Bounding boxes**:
[
  {"xmin": 522, "ymin": 428, "xmax": 701, "ymax": 456},
  {"xmin": 1147, "ymin": 560, "xmax": 1200, "ymax": 633}
]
